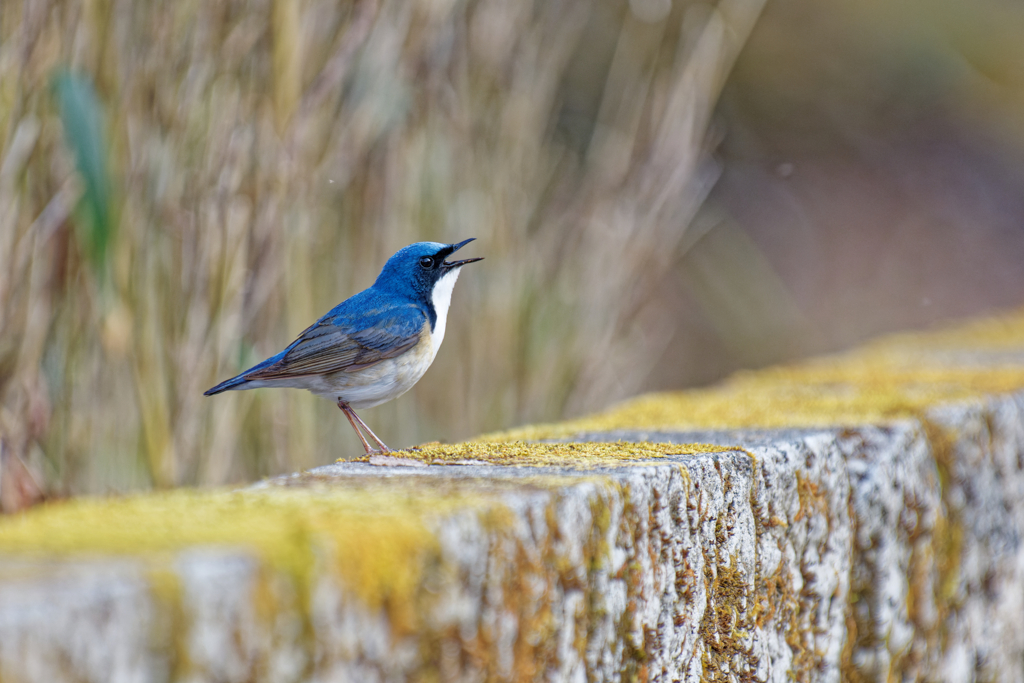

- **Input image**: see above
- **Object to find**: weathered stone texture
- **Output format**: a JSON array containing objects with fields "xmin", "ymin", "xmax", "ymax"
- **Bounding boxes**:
[
  {"xmin": 2, "ymin": 399, "xmax": 1024, "ymax": 681},
  {"xmin": 0, "ymin": 560, "xmax": 157, "ymax": 683}
]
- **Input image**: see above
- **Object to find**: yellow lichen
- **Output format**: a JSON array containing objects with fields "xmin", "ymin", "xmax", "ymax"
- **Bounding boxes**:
[
  {"xmin": 2, "ymin": 308, "xmax": 1021, "ymax": 673},
  {"xmin": 484, "ymin": 309, "xmax": 1024, "ymax": 441},
  {"xmin": 700, "ymin": 556, "xmax": 758, "ymax": 682},
  {"xmin": 145, "ymin": 566, "xmax": 191, "ymax": 678},
  {"xmin": 0, "ymin": 481, "xmax": 502, "ymax": 632},
  {"xmin": 362, "ymin": 440, "xmax": 735, "ymax": 468}
]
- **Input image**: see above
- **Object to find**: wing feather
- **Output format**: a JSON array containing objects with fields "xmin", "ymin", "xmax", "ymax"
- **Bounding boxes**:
[{"xmin": 246, "ymin": 300, "xmax": 426, "ymax": 380}]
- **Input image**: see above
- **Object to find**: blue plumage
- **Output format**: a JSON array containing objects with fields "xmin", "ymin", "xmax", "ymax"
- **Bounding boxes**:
[{"xmin": 204, "ymin": 239, "xmax": 482, "ymax": 455}]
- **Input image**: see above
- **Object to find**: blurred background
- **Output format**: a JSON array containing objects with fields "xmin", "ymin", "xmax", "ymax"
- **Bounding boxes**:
[{"xmin": 2, "ymin": 0, "xmax": 1024, "ymax": 504}]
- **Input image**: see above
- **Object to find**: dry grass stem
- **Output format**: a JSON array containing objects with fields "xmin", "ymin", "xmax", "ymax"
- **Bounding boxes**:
[{"xmin": 0, "ymin": 0, "xmax": 765, "ymax": 497}]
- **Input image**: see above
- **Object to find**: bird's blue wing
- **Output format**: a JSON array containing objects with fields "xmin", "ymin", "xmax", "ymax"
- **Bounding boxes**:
[{"xmin": 246, "ymin": 292, "xmax": 427, "ymax": 379}]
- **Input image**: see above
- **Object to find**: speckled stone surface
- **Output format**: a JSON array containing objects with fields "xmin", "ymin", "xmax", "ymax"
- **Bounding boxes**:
[
  {"xmin": 6, "ymin": 302, "xmax": 1024, "ymax": 683},
  {"xmin": 2, "ymin": 391, "xmax": 1023, "ymax": 682}
]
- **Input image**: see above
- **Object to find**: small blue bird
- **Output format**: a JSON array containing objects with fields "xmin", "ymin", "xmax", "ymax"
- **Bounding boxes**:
[{"xmin": 204, "ymin": 239, "xmax": 482, "ymax": 454}]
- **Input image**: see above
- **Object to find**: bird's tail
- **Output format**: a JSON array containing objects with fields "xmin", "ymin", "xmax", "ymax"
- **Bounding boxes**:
[
  {"xmin": 204, "ymin": 352, "xmax": 284, "ymax": 396},
  {"xmin": 203, "ymin": 373, "xmax": 250, "ymax": 396}
]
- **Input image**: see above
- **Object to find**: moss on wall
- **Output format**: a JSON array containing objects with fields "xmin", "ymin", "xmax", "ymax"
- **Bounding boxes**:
[
  {"xmin": 3, "ymin": 309, "xmax": 1023, "ymax": 680},
  {"xmin": 0, "ymin": 482, "xmax": 494, "ymax": 632},
  {"xmin": 485, "ymin": 309, "xmax": 1024, "ymax": 441},
  {"xmin": 368, "ymin": 441, "xmax": 734, "ymax": 467}
]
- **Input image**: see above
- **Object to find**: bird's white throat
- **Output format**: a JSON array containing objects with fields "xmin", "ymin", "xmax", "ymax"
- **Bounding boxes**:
[{"xmin": 429, "ymin": 268, "xmax": 460, "ymax": 357}]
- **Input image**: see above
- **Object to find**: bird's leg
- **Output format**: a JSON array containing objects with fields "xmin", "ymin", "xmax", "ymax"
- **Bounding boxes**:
[
  {"xmin": 346, "ymin": 406, "xmax": 391, "ymax": 453},
  {"xmin": 338, "ymin": 400, "xmax": 374, "ymax": 455}
]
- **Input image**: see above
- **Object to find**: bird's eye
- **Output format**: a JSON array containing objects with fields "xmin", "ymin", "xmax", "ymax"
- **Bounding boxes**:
[{"xmin": 419, "ymin": 256, "xmax": 433, "ymax": 269}]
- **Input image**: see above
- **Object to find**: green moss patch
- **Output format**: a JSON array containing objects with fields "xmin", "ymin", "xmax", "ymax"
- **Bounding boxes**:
[
  {"xmin": 365, "ymin": 441, "xmax": 735, "ymax": 468},
  {"xmin": 485, "ymin": 310, "xmax": 1024, "ymax": 441},
  {"xmin": 0, "ymin": 481, "xmax": 500, "ymax": 630}
]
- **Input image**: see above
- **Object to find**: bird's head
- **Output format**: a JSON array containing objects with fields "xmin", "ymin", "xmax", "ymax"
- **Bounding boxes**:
[{"xmin": 374, "ymin": 239, "xmax": 483, "ymax": 305}]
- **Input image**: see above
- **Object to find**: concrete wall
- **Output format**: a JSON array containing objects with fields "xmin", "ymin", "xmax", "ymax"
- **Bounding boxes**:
[{"xmin": 2, "ymin": 314, "xmax": 1024, "ymax": 682}]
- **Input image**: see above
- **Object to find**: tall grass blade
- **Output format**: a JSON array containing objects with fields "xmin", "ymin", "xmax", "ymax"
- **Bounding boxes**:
[{"xmin": 52, "ymin": 71, "xmax": 112, "ymax": 275}]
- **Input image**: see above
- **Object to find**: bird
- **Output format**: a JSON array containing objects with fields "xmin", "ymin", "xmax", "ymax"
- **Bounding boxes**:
[{"xmin": 204, "ymin": 239, "xmax": 482, "ymax": 454}]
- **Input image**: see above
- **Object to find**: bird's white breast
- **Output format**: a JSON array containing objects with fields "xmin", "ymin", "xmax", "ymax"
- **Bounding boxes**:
[{"xmin": 428, "ymin": 268, "xmax": 460, "ymax": 360}]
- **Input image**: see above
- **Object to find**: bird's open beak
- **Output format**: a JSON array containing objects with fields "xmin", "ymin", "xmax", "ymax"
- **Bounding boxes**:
[{"xmin": 442, "ymin": 238, "xmax": 484, "ymax": 270}]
